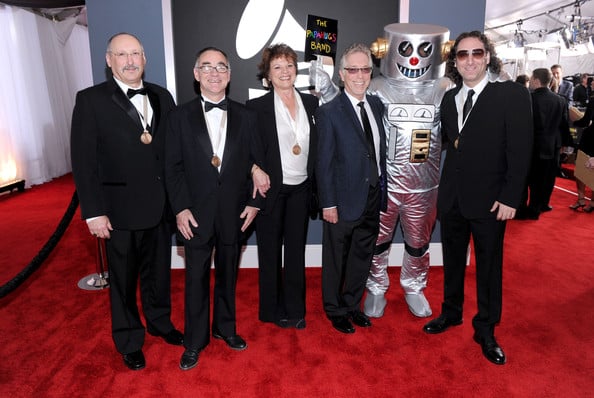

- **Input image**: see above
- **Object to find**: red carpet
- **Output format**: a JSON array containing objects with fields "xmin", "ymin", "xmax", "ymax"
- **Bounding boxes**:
[{"xmin": 0, "ymin": 174, "xmax": 592, "ymax": 397}]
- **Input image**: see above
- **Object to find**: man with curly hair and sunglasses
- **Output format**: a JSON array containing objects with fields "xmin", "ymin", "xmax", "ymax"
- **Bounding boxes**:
[{"xmin": 423, "ymin": 31, "xmax": 533, "ymax": 366}]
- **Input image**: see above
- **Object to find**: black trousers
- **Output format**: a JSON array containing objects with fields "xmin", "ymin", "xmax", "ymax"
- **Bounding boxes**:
[
  {"xmin": 322, "ymin": 184, "xmax": 380, "ymax": 317},
  {"xmin": 106, "ymin": 221, "xmax": 175, "ymax": 354},
  {"xmin": 527, "ymin": 155, "xmax": 558, "ymax": 212},
  {"xmin": 182, "ymin": 232, "xmax": 240, "ymax": 351},
  {"xmin": 439, "ymin": 202, "xmax": 506, "ymax": 338},
  {"xmin": 256, "ymin": 180, "xmax": 310, "ymax": 322}
]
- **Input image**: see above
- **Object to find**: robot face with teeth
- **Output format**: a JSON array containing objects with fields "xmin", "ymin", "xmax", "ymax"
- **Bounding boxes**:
[{"xmin": 380, "ymin": 23, "xmax": 449, "ymax": 82}]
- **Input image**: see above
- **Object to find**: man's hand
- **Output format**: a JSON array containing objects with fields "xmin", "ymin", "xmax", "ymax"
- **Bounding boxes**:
[
  {"xmin": 87, "ymin": 216, "xmax": 113, "ymax": 239},
  {"xmin": 587, "ymin": 156, "xmax": 594, "ymax": 169},
  {"xmin": 240, "ymin": 206, "xmax": 259, "ymax": 232},
  {"xmin": 491, "ymin": 201, "xmax": 516, "ymax": 221},
  {"xmin": 252, "ymin": 165, "xmax": 270, "ymax": 198},
  {"xmin": 176, "ymin": 209, "xmax": 198, "ymax": 240},
  {"xmin": 322, "ymin": 208, "xmax": 338, "ymax": 224}
]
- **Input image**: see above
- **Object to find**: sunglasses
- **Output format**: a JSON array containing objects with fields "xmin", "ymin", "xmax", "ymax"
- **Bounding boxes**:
[
  {"xmin": 455, "ymin": 48, "xmax": 486, "ymax": 60},
  {"xmin": 343, "ymin": 67, "xmax": 373, "ymax": 74}
]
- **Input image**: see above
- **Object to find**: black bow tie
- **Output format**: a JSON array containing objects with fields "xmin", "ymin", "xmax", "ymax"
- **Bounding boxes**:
[
  {"xmin": 127, "ymin": 87, "xmax": 147, "ymax": 98},
  {"xmin": 204, "ymin": 99, "xmax": 227, "ymax": 112}
]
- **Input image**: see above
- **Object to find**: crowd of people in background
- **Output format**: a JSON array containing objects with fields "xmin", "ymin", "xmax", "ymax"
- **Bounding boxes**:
[{"xmin": 516, "ymin": 63, "xmax": 594, "ymax": 216}]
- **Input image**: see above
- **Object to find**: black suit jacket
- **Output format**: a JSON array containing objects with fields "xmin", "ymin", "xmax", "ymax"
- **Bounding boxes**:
[
  {"xmin": 71, "ymin": 78, "xmax": 175, "ymax": 230},
  {"xmin": 165, "ymin": 97, "xmax": 260, "ymax": 245},
  {"xmin": 245, "ymin": 90, "xmax": 318, "ymax": 215},
  {"xmin": 531, "ymin": 87, "xmax": 570, "ymax": 159},
  {"xmin": 573, "ymin": 84, "xmax": 588, "ymax": 107},
  {"xmin": 316, "ymin": 92, "xmax": 387, "ymax": 222},
  {"xmin": 438, "ymin": 81, "xmax": 533, "ymax": 218}
]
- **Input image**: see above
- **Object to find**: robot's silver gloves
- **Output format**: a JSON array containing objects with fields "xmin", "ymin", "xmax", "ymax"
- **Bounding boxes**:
[{"xmin": 309, "ymin": 60, "xmax": 339, "ymax": 103}]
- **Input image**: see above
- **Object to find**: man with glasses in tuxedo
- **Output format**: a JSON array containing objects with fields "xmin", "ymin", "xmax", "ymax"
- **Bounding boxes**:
[
  {"xmin": 423, "ymin": 31, "xmax": 532, "ymax": 366},
  {"xmin": 71, "ymin": 33, "xmax": 183, "ymax": 371},
  {"xmin": 165, "ymin": 47, "xmax": 267, "ymax": 370}
]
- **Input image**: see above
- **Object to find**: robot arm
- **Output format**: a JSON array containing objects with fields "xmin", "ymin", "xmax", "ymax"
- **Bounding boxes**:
[{"xmin": 309, "ymin": 60, "xmax": 339, "ymax": 104}]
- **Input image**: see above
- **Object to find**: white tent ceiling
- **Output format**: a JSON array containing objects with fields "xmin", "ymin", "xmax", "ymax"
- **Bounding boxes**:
[
  {"xmin": 485, "ymin": 0, "xmax": 594, "ymax": 78},
  {"xmin": 485, "ymin": 0, "xmax": 594, "ymax": 49}
]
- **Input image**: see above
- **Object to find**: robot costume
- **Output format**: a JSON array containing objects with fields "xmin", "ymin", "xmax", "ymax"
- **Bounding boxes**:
[
  {"xmin": 309, "ymin": 23, "xmax": 453, "ymax": 318},
  {"xmin": 363, "ymin": 23, "xmax": 453, "ymax": 318}
]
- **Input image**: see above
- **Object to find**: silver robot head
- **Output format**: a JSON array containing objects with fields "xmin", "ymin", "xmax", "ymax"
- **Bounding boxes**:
[{"xmin": 375, "ymin": 23, "xmax": 449, "ymax": 81}]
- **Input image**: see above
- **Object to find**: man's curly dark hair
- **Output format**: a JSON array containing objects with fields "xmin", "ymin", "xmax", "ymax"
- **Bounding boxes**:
[{"xmin": 445, "ymin": 30, "xmax": 502, "ymax": 86}]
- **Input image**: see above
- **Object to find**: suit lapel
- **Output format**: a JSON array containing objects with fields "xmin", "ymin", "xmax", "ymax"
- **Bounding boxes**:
[
  {"xmin": 339, "ymin": 93, "xmax": 368, "ymax": 148},
  {"xmin": 145, "ymin": 86, "xmax": 161, "ymax": 133},
  {"xmin": 461, "ymin": 83, "xmax": 492, "ymax": 133},
  {"xmin": 109, "ymin": 79, "xmax": 144, "ymax": 130},
  {"xmin": 220, "ymin": 101, "xmax": 239, "ymax": 175},
  {"xmin": 187, "ymin": 99, "xmax": 215, "ymax": 162}
]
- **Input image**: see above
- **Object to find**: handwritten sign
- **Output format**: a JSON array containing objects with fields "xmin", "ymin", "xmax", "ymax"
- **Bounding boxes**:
[{"xmin": 304, "ymin": 15, "xmax": 338, "ymax": 62}]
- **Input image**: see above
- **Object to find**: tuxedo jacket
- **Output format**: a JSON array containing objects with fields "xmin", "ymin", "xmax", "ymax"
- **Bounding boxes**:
[
  {"xmin": 245, "ymin": 90, "xmax": 318, "ymax": 215},
  {"xmin": 531, "ymin": 87, "xmax": 570, "ymax": 159},
  {"xmin": 71, "ymin": 78, "xmax": 175, "ymax": 230},
  {"xmin": 438, "ymin": 81, "xmax": 533, "ymax": 219},
  {"xmin": 316, "ymin": 92, "xmax": 387, "ymax": 222},
  {"xmin": 165, "ymin": 97, "xmax": 260, "ymax": 245}
]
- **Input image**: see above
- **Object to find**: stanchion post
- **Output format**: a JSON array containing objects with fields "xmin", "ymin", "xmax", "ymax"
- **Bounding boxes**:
[{"xmin": 77, "ymin": 237, "xmax": 110, "ymax": 290}]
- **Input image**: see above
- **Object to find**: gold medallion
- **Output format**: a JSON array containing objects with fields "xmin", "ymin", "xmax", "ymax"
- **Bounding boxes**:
[
  {"xmin": 292, "ymin": 144, "xmax": 301, "ymax": 155},
  {"xmin": 211, "ymin": 155, "xmax": 221, "ymax": 168},
  {"xmin": 140, "ymin": 131, "xmax": 152, "ymax": 144}
]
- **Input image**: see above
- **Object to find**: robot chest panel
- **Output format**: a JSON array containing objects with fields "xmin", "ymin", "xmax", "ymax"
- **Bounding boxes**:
[{"xmin": 387, "ymin": 103, "xmax": 435, "ymax": 125}]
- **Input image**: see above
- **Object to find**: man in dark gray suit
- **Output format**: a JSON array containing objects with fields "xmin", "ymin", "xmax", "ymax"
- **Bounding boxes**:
[
  {"xmin": 422, "ymin": 31, "xmax": 533, "ymax": 365},
  {"xmin": 551, "ymin": 64, "xmax": 573, "ymax": 107},
  {"xmin": 316, "ymin": 43, "xmax": 387, "ymax": 334},
  {"xmin": 71, "ymin": 33, "xmax": 183, "ymax": 371}
]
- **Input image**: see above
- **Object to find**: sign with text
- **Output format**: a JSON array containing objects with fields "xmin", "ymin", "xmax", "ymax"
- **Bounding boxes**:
[{"xmin": 304, "ymin": 15, "xmax": 338, "ymax": 62}]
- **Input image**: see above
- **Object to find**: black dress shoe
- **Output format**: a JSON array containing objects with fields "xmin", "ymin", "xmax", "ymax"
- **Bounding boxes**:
[
  {"xmin": 541, "ymin": 205, "xmax": 553, "ymax": 212},
  {"xmin": 330, "ymin": 315, "xmax": 355, "ymax": 334},
  {"xmin": 179, "ymin": 349, "xmax": 200, "ymax": 371},
  {"xmin": 423, "ymin": 314, "xmax": 462, "ymax": 334},
  {"xmin": 275, "ymin": 319, "xmax": 291, "ymax": 328},
  {"xmin": 473, "ymin": 334, "xmax": 506, "ymax": 365},
  {"xmin": 349, "ymin": 310, "xmax": 372, "ymax": 327},
  {"xmin": 212, "ymin": 331, "xmax": 247, "ymax": 351},
  {"xmin": 294, "ymin": 318, "xmax": 306, "ymax": 329},
  {"xmin": 123, "ymin": 350, "xmax": 145, "ymax": 371},
  {"xmin": 148, "ymin": 328, "xmax": 184, "ymax": 345},
  {"xmin": 275, "ymin": 318, "xmax": 306, "ymax": 329}
]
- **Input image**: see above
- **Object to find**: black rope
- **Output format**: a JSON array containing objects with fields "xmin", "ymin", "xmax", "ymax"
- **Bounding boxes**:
[{"xmin": 0, "ymin": 191, "xmax": 79, "ymax": 299}]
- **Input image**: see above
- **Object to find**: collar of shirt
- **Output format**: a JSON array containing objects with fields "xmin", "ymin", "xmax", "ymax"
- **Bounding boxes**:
[
  {"xmin": 201, "ymin": 96, "xmax": 227, "ymax": 113},
  {"xmin": 461, "ymin": 73, "xmax": 489, "ymax": 100},
  {"xmin": 113, "ymin": 77, "xmax": 153, "ymax": 128},
  {"xmin": 113, "ymin": 77, "xmax": 145, "ymax": 97},
  {"xmin": 456, "ymin": 74, "xmax": 489, "ymax": 127},
  {"xmin": 344, "ymin": 90, "xmax": 367, "ymax": 112}
]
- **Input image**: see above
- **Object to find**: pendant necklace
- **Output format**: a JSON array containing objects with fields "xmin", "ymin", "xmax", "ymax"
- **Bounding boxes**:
[
  {"xmin": 204, "ymin": 109, "xmax": 226, "ymax": 168},
  {"xmin": 139, "ymin": 95, "xmax": 152, "ymax": 144}
]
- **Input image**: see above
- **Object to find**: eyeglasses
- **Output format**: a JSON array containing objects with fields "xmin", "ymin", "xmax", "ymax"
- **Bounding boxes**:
[
  {"xmin": 343, "ymin": 67, "xmax": 373, "ymax": 75},
  {"xmin": 455, "ymin": 49, "xmax": 486, "ymax": 60},
  {"xmin": 109, "ymin": 51, "xmax": 143, "ymax": 60},
  {"xmin": 196, "ymin": 64, "xmax": 229, "ymax": 73}
]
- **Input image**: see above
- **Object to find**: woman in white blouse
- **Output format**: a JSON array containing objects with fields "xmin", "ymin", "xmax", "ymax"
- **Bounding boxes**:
[{"xmin": 246, "ymin": 44, "xmax": 319, "ymax": 329}]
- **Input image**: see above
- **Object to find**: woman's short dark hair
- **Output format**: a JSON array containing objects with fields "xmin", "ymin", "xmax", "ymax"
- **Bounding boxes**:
[{"xmin": 257, "ymin": 43, "xmax": 298, "ymax": 86}]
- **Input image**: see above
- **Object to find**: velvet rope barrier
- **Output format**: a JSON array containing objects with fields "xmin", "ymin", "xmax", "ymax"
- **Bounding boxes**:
[{"xmin": 0, "ymin": 191, "xmax": 79, "ymax": 299}]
